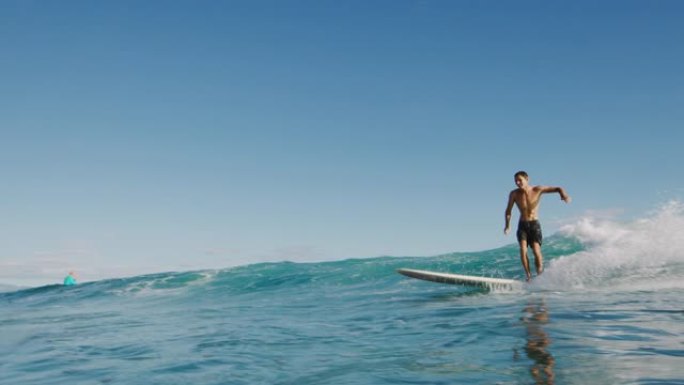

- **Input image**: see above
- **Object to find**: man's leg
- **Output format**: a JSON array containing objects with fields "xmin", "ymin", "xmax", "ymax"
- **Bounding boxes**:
[
  {"xmin": 531, "ymin": 242, "xmax": 544, "ymax": 275},
  {"xmin": 519, "ymin": 240, "xmax": 531, "ymax": 281}
]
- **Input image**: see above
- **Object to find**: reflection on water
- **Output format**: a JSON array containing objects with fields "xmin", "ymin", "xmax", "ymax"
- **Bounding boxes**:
[{"xmin": 520, "ymin": 298, "xmax": 555, "ymax": 385}]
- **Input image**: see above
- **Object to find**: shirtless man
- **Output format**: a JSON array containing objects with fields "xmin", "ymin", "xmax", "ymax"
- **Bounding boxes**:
[{"xmin": 504, "ymin": 171, "xmax": 571, "ymax": 281}]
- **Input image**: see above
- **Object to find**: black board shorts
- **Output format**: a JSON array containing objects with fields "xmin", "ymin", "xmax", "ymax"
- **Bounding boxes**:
[{"xmin": 517, "ymin": 220, "xmax": 543, "ymax": 245}]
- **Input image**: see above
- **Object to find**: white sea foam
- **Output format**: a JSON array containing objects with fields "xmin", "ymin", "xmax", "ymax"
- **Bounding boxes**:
[{"xmin": 534, "ymin": 201, "xmax": 684, "ymax": 291}]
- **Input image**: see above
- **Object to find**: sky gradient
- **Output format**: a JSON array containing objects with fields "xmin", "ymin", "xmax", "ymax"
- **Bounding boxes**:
[{"xmin": 1, "ymin": 1, "xmax": 683, "ymax": 286}]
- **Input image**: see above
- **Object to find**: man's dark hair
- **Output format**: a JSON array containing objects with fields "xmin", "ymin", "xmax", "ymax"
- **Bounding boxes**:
[{"xmin": 514, "ymin": 171, "xmax": 529, "ymax": 179}]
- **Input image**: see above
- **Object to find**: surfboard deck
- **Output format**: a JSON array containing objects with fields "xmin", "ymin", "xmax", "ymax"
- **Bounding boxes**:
[{"xmin": 397, "ymin": 268, "xmax": 522, "ymax": 289}]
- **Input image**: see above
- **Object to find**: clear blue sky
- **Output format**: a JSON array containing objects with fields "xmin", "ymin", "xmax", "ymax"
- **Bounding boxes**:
[{"xmin": 1, "ymin": 1, "xmax": 683, "ymax": 285}]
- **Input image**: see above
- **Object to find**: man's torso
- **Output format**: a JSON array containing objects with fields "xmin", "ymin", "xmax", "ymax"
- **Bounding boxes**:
[{"xmin": 512, "ymin": 186, "xmax": 544, "ymax": 221}]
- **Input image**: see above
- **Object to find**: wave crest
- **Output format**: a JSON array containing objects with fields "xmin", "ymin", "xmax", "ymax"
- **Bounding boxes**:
[{"xmin": 536, "ymin": 201, "xmax": 684, "ymax": 291}]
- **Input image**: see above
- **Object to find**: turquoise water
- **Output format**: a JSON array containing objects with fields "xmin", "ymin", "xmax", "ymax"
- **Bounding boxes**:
[{"xmin": 2, "ymin": 206, "xmax": 684, "ymax": 384}]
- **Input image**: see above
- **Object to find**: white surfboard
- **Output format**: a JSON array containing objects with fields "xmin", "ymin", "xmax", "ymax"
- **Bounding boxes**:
[{"xmin": 397, "ymin": 268, "xmax": 522, "ymax": 289}]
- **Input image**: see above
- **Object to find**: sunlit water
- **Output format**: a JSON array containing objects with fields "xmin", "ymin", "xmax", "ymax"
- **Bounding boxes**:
[{"xmin": 2, "ymin": 203, "xmax": 683, "ymax": 384}]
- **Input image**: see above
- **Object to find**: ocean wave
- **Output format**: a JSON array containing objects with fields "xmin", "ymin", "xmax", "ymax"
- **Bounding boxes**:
[
  {"xmin": 1, "ymin": 234, "xmax": 586, "ymax": 305},
  {"xmin": 13, "ymin": 198, "xmax": 684, "ymax": 303}
]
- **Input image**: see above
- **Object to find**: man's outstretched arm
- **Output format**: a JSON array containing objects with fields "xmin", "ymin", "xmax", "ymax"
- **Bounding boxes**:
[{"xmin": 541, "ymin": 186, "xmax": 571, "ymax": 203}]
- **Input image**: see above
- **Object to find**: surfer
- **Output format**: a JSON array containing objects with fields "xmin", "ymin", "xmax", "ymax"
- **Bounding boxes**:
[
  {"xmin": 504, "ymin": 171, "xmax": 571, "ymax": 281},
  {"xmin": 63, "ymin": 271, "xmax": 77, "ymax": 286}
]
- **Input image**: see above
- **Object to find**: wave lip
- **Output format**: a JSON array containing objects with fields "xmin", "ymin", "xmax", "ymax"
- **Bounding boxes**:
[{"xmin": 535, "ymin": 201, "xmax": 684, "ymax": 292}]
